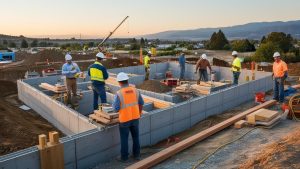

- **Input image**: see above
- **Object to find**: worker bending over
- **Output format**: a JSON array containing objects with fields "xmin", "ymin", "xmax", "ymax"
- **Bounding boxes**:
[
  {"xmin": 195, "ymin": 54, "xmax": 212, "ymax": 84},
  {"xmin": 231, "ymin": 51, "xmax": 241, "ymax": 85},
  {"xmin": 178, "ymin": 52, "xmax": 186, "ymax": 80},
  {"xmin": 144, "ymin": 51, "xmax": 151, "ymax": 80},
  {"xmin": 62, "ymin": 54, "xmax": 80, "ymax": 103},
  {"xmin": 272, "ymin": 52, "xmax": 288, "ymax": 103},
  {"xmin": 88, "ymin": 52, "xmax": 109, "ymax": 110},
  {"xmin": 112, "ymin": 72, "xmax": 144, "ymax": 162}
]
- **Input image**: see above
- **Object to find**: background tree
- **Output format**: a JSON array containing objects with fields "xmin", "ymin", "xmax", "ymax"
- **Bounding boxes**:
[
  {"xmin": 8, "ymin": 42, "xmax": 16, "ymax": 48},
  {"xmin": 21, "ymin": 39, "xmax": 28, "ymax": 48},
  {"xmin": 231, "ymin": 39, "xmax": 255, "ymax": 52},
  {"xmin": 206, "ymin": 30, "xmax": 229, "ymax": 50},
  {"xmin": 140, "ymin": 38, "xmax": 145, "ymax": 48},
  {"xmin": 30, "ymin": 39, "xmax": 38, "ymax": 47},
  {"xmin": 2, "ymin": 40, "xmax": 8, "ymax": 47}
]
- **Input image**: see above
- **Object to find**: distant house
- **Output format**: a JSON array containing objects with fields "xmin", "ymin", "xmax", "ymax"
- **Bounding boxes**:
[
  {"xmin": 157, "ymin": 44, "xmax": 173, "ymax": 50},
  {"xmin": 194, "ymin": 43, "xmax": 204, "ymax": 49},
  {"xmin": 175, "ymin": 47, "xmax": 188, "ymax": 51}
]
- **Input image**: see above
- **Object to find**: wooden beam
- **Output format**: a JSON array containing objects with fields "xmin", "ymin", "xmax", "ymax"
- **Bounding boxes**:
[
  {"xmin": 142, "ymin": 95, "xmax": 174, "ymax": 109},
  {"xmin": 126, "ymin": 100, "xmax": 276, "ymax": 169}
]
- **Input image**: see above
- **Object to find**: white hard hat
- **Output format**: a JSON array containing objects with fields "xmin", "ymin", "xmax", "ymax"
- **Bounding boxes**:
[
  {"xmin": 148, "ymin": 51, "xmax": 152, "ymax": 55},
  {"xmin": 201, "ymin": 54, "xmax": 207, "ymax": 60},
  {"xmin": 96, "ymin": 52, "xmax": 106, "ymax": 59},
  {"xmin": 273, "ymin": 52, "xmax": 280, "ymax": 58},
  {"xmin": 65, "ymin": 54, "xmax": 72, "ymax": 61},
  {"xmin": 232, "ymin": 51, "xmax": 238, "ymax": 56},
  {"xmin": 117, "ymin": 72, "xmax": 129, "ymax": 82}
]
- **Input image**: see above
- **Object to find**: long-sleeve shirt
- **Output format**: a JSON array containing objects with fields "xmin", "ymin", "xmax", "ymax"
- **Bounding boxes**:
[
  {"xmin": 87, "ymin": 62, "xmax": 109, "ymax": 86},
  {"xmin": 178, "ymin": 55, "xmax": 186, "ymax": 67},
  {"xmin": 112, "ymin": 84, "xmax": 144, "ymax": 112},
  {"xmin": 62, "ymin": 62, "xmax": 80, "ymax": 78},
  {"xmin": 196, "ymin": 59, "xmax": 211, "ymax": 71}
]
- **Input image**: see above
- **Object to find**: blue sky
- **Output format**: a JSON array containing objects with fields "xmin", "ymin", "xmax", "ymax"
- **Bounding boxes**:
[{"xmin": 1, "ymin": 0, "xmax": 300, "ymax": 38}]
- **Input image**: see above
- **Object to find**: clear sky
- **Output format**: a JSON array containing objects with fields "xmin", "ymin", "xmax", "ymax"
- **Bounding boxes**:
[{"xmin": 1, "ymin": 0, "xmax": 300, "ymax": 39}]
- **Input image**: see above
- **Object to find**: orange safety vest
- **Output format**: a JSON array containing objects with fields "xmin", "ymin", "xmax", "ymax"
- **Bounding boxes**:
[
  {"xmin": 273, "ymin": 60, "xmax": 288, "ymax": 78},
  {"xmin": 117, "ymin": 86, "xmax": 140, "ymax": 123}
]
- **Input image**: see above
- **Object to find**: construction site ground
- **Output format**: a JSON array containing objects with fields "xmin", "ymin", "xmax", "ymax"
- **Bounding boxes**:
[
  {"xmin": 0, "ymin": 80, "xmax": 64, "ymax": 156},
  {"xmin": 94, "ymin": 99, "xmax": 300, "ymax": 169}
]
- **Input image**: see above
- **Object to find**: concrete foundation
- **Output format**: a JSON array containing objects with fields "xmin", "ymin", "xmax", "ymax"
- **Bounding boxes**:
[{"xmin": 1, "ymin": 62, "xmax": 273, "ymax": 169}]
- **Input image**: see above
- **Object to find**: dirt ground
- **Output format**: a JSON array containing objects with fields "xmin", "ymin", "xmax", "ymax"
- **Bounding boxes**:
[
  {"xmin": 0, "ymin": 80, "xmax": 64, "ymax": 156},
  {"xmin": 240, "ymin": 129, "xmax": 300, "ymax": 169},
  {"xmin": 136, "ymin": 80, "xmax": 172, "ymax": 93}
]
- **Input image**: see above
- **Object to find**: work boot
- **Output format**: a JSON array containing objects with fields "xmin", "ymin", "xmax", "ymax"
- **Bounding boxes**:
[
  {"xmin": 116, "ymin": 156, "xmax": 128, "ymax": 163},
  {"xmin": 132, "ymin": 155, "xmax": 141, "ymax": 161}
]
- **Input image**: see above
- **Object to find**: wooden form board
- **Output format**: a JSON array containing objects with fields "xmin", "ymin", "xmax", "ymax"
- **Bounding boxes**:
[
  {"xmin": 246, "ymin": 108, "xmax": 279, "ymax": 124},
  {"xmin": 126, "ymin": 100, "xmax": 276, "ymax": 169},
  {"xmin": 142, "ymin": 95, "xmax": 174, "ymax": 109},
  {"xmin": 38, "ymin": 132, "xmax": 64, "ymax": 169},
  {"xmin": 39, "ymin": 83, "xmax": 66, "ymax": 93}
]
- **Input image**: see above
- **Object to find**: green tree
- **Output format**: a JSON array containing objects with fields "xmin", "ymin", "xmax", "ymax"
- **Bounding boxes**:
[
  {"xmin": 253, "ymin": 42, "xmax": 281, "ymax": 62},
  {"xmin": 264, "ymin": 32, "xmax": 293, "ymax": 52},
  {"xmin": 8, "ymin": 42, "xmax": 16, "ymax": 48},
  {"xmin": 206, "ymin": 30, "xmax": 229, "ymax": 50},
  {"xmin": 21, "ymin": 39, "xmax": 28, "ymax": 48},
  {"xmin": 140, "ymin": 38, "xmax": 145, "ymax": 48},
  {"xmin": 231, "ymin": 39, "xmax": 255, "ymax": 52},
  {"xmin": 2, "ymin": 40, "xmax": 8, "ymax": 47},
  {"xmin": 88, "ymin": 42, "xmax": 95, "ymax": 47},
  {"xmin": 30, "ymin": 39, "xmax": 38, "ymax": 47},
  {"xmin": 260, "ymin": 36, "xmax": 266, "ymax": 44}
]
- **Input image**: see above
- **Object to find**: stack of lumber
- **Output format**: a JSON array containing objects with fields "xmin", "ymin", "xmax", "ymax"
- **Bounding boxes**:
[
  {"xmin": 198, "ymin": 81, "xmax": 227, "ymax": 87},
  {"xmin": 89, "ymin": 110, "xmax": 119, "ymax": 125},
  {"xmin": 142, "ymin": 95, "xmax": 174, "ymax": 109},
  {"xmin": 39, "ymin": 83, "xmax": 66, "ymax": 93},
  {"xmin": 246, "ymin": 108, "xmax": 281, "ymax": 127},
  {"xmin": 174, "ymin": 84, "xmax": 210, "ymax": 95}
]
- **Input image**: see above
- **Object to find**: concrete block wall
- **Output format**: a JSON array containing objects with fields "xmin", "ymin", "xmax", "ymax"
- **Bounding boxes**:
[
  {"xmin": 18, "ymin": 80, "xmax": 97, "ymax": 135},
  {"xmin": 4, "ymin": 65, "xmax": 274, "ymax": 169}
]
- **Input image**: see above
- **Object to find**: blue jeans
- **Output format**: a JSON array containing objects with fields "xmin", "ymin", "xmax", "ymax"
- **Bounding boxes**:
[
  {"xmin": 92, "ymin": 84, "xmax": 107, "ymax": 110},
  {"xmin": 180, "ymin": 65, "xmax": 185, "ymax": 80},
  {"xmin": 233, "ymin": 71, "xmax": 240, "ymax": 85},
  {"xmin": 273, "ymin": 77, "xmax": 284, "ymax": 102},
  {"xmin": 119, "ymin": 119, "xmax": 140, "ymax": 160},
  {"xmin": 198, "ymin": 69, "xmax": 208, "ymax": 83}
]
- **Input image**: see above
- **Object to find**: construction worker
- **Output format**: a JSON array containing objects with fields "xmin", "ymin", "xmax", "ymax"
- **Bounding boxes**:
[
  {"xmin": 112, "ymin": 72, "xmax": 144, "ymax": 162},
  {"xmin": 62, "ymin": 54, "xmax": 80, "ymax": 103},
  {"xmin": 144, "ymin": 51, "xmax": 151, "ymax": 80},
  {"xmin": 272, "ymin": 52, "xmax": 288, "ymax": 103},
  {"xmin": 178, "ymin": 52, "xmax": 186, "ymax": 80},
  {"xmin": 195, "ymin": 54, "xmax": 212, "ymax": 84},
  {"xmin": 231, "ymin": 51, "xmax": 241, "ymax": 85},
  {"xmin": 88, "ymin": 52, "xmax": 109, "ymax": 110}
]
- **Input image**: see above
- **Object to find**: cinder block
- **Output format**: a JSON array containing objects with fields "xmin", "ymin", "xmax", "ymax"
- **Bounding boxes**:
[
  {"xmin": 191, "ymin": 110, "xmax": 206, "ymax": 126},
  {"xmin": 190, "ymin": 97, "xmax": 206, "ymax": 116},
  {"xmin": 140, "ymin": 133, "xmax": 151, "ymax": 147},
  {"xmin": 206, "ymin": 107, "xmax": 220, "ymax": 117},
  {"xmin": 77, "ymin": 144, "xmax": 120, "ymax": 169},
  {"xmin": 139, "ymin": 114, "xmax": 150, "ymax": 135},
  {"xmin": 15, "ymin": 150, "xmax": 40, "ymax": 169},
  {"xmin": 222, "ymin": 87, "xmax": 236, "ymax": 103},
  {"xmin": 206, "ymin": 92, "xmax": 222, "ymax": 110},
  {"xmin": 237, "ymin": 83, "xmax": 249, "ymax": 97},
  {"xmin": 62, "ymin": 139, "xmax": 76, "ymax": 165},
  {"xmin": 75, "ymin": 127, "xmax": 120, "ymax": 159},
  {"xmin": 150, "ymin": 109, "xmax": 173, "ymax": 130},
  {"xmin": 173, "ymin": 103, "xmax": 190, "ymax": 122},
  {"xmin": 173, "ymin": 118, "xmax": 190, "ymax": 134},
  {"xmin": 150, "ymin": 125, "xmax": 172, "ymax": 145}
]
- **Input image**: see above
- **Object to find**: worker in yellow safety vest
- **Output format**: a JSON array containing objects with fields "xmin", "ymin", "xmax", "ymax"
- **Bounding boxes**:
[
  {"xmin": 144, "ymin": 51, "xmax": 151, "ymax": 80},
  {"xmin": 112, "ymin": 72, "xmax": 144, "ymax": 162},
  {"xmin": 231, "ymin": 51, "xmax": 241, "ymax": 85},
  {"xmin": 88, "ymin": 52, "xmax": 109, "ymax": 110}
]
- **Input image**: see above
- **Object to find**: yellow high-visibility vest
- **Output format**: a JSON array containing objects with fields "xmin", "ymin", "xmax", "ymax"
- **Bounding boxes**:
[{"xmin": 90, "ymin": 62, "xmax": 104, "ymax": 82}]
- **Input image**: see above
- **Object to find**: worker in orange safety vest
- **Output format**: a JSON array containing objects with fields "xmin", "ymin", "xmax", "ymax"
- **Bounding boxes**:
[
  {"xmin": 272, "ymin": 52, "xmax": 288, "ymax": 103},
  {"xmin": 112, "ymin": 72, "xmax": 144, "ymax": 162}
]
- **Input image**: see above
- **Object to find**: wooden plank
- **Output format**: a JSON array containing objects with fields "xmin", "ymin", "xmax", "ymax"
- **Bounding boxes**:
[
  {"xmin": 142, "ymin": 95, "xmax": 173, "ymax": 109},
  {"xmin": 94, "ymin": 110, "xmax": 119, "ymax": 119},
  {"xmin": 254, "ymin": 109, "xmax": 279, "ymax": 122},
  {"xmin": 234, "ymin": 120, "xmax": 247, "ymax": 129},
  {"xmin": 126, "ymin": 100, "xmax": 276, "ymax": 169},
  {"xmin": 89, "ymin": 114, "xmax": 119, "ymax": 125},
  {"xmin": 255, "ymin": 115, "xmax": 281, "ymax": 126}
]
